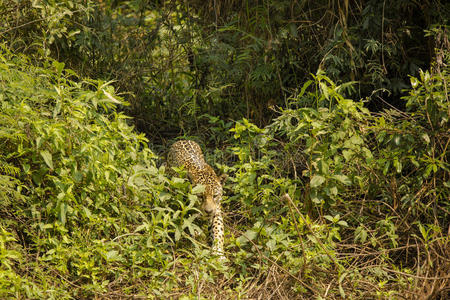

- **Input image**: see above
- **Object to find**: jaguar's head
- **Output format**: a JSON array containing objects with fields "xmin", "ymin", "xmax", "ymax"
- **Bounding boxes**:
[{"xmin": 202, "ymin": 184, "xmax": 222, "ymax": 215}]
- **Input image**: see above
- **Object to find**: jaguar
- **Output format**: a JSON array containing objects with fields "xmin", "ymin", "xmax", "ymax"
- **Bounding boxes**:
[{"xmin": 167, "ymin": 140, "xmax": 225, "ymax": 258}]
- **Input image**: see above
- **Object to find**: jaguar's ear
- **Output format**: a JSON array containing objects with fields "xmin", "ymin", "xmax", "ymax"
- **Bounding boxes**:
[{"xmin": 218, "ymin": 173, "xmax": 228, "ymax": 184}]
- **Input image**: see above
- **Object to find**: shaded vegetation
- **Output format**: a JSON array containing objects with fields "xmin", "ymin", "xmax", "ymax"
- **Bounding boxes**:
[
  {"xmin": 0, "ymin": 0, "xmax": 449, "ymax": 299},
  {"xmin": 2, "ymin": 0, "xmax": 449, "ymax": 136}
]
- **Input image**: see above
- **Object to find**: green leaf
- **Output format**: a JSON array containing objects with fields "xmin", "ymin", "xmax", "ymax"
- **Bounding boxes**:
[
  {"xmin": 52, "ymin": 60, "xmax": 65, "ymax": 75},
  {"xmin": 324, "ymin": 215, "xmax": 334, "ymax": 222},
  {"xmin": 83, "ymin": 207, "xmax": 92, "ymax": 219},
  {"xmin": 159, "ymin": 192, "xmax": 171, "ymax": 202},
  {"xmin": 172, "ymin": 177, "xmax": 186, "ymax": 185},
  {"xmin": 333, "ymin": 174, "xmax": 351, "ymax": 185},
  {"xmin": 319, "ymin": 82, "xmax": 329, "ymax": 99},
  {"xmin": 236, "ymin": 229, "xmax": 258, "ymax": 246},
  {"xmin": 266, "ymin": 239, "xmax": 276, "ymax": 252},
  {"xmin": 73, "ymin": 170, "xmax": 83, "ymax": 182},
  {"xmin": 105, "ymin": 250, "xmax": 121, "ymax": 262},
  {"xmin": 393, "ymin": 158, "xmax": 402, "ymax": 173},
  {"xmin": 191, "ymin": 184, "xmax": 206, "ymax": 194},
  {"xmin": 330, "ymin": 186, "xmax": 338, "ymax": 196},
  {"xmin": 310, "ymin": 175, "xmax": 325, "ymax": 188},
  {"xmin": 383, "ymin": 161, "xmax": 390, "ymax": 175},
  {"xmin": 298, "ymin": 80, "xmax": 313, "ymax": 97},
  {"xmin": 338, "ymin": 273, "xmax": 347, "ymax": 298},
  {"xmin": 174, "ymin": 228, "xmax": 181, "ymax": 241},
  {"xmin": 40, "ymin": 150, "xmax": 53, "ymax": 169},
  {"xmin": 342, "ymin": 149, "xmax": 353, "ymax": 161},
  {"xmin": 311, "ymin": 195, "xmax": 323, "ymax": 204},
  {"xmin": 350, "ymin": 135, "xmax": 364, "ymax": 145},
  {"xmin": 410, "ymin": 76, "xmax": 419, "ymax": 88},
  {"xmin": 355, "ymin": 226, "xmax": 368, "ymax": 243},
  {"xmin": 135, "ymin": 224, "xmax": 148, "ymax": 233},
  {"xmin": 59, "ymin": 202, "xmax": 67, "ymax": 225},
  {"xmin": 337, "ymin": 220, "xmax": 348, "ymax": 227}
]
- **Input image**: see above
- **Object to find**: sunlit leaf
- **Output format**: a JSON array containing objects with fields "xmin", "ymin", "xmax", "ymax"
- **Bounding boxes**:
[
  {"xmin": 40, "ymin": 150, "xmax": 53, "ymax": 169},
  {"xmin": 310, "ymin": 175, "xmax": 325, "ymax": 188}
]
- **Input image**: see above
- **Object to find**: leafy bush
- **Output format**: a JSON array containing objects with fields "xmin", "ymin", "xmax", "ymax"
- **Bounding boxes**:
[
  {"xmin": 0, "ymin": 0, "xmax": 94, "ymax": 56},
  {"xmin": 4, "ymin": 1, "xmax": 448, "ymax": 139},
  {"xmin": 220, "ymin": 68, "xmax": 449, "ymax": 298},
  {"xmin": 0, "ymin": 41, "xmax": 449, "ymax": 298},
  {"xmin": 0, "ymin": 45, "xmax": 223, "ymax": 298}
]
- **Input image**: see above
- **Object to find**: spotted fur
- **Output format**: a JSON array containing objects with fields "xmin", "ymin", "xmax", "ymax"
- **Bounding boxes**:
[{"xmin": 167, "ymin": 140, "xmax": 225, "ymax": 258}]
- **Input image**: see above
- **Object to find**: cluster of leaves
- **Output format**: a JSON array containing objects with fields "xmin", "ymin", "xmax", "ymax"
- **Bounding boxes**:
[
  {"xmin": 0, "ymin": 39, "xmax": 448, "ymax": 299},
  {"xmin": 179, "ymin": 0, "xmax": 449, "ymax": 116},
  {"xmin": 1, "ymin": 0, "xmax": 213, "ymax": 138},
  {"xmin": 219, "ymin": 67, "xmax": 449, "ymax": 298},
  {"xmin": 0, "ymin": 0, "xmax": 95, "ymax": 56},
  {"xmin": 0, "ymin": 46, "xmax": 229, "ymax": 298}
]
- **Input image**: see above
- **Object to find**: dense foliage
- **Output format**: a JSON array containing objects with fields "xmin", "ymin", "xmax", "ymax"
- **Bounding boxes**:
[
  {"xmin": 1, "ymin": 0, "xmax": 449, "ymax": 299},
  {"xmin": 2, "ymin": 0, "xmax": 449, "ymax": 136}
]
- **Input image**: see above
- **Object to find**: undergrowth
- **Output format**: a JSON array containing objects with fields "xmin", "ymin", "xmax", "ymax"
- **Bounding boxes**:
[{"xmin": 0, "ymin": 44, "xmax": 449, "ymax": 299}]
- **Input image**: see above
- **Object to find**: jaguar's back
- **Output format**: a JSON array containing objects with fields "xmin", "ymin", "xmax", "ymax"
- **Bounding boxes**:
[{"xmin": 167, "ymin": 140, "xmax": 222, "ymax": 214}]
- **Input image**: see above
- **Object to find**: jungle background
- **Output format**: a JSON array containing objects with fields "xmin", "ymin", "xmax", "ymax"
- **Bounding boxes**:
[{"xmin": 0, "ymin": 0, "xmax": 449, "ymax": 299}]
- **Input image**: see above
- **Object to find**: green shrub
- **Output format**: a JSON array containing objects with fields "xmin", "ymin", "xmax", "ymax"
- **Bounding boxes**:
[
  {"xmin": 0, "ymin": 45, "xmax": 220, "ymax": 298},
  {"xmin": 222, "ymin": 68, "xmax": 449, "ymax": 298},
  {"xmin": 0, "ymin": 31, "xmax": 448, "ymax": 297}
]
